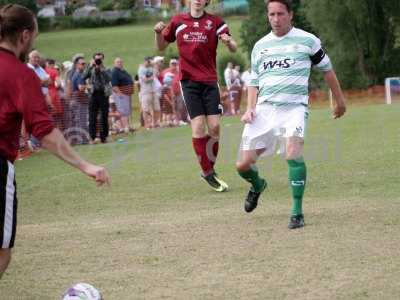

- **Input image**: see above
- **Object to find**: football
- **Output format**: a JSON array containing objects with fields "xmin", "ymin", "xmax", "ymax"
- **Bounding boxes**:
[{"xmin": 61, "ymin": 283, "xmax": 103, "ymax": 300}]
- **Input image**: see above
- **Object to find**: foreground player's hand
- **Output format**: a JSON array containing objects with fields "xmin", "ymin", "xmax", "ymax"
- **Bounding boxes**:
[
  {"xmin": 241, "ymin": 109, "xmax": 256, "ymax": 124},
  {"xmin": 82, "ymin": 163, "xmax": 111, "ymax": 186},
  {"xmin": 333, "ymin": 101, "xmax": 346, "ymax": 119},
  {"xmin": 154, "ymin": 22, "xmax": 166, "ymax": 34},
  {"xmin": 219, "ymin": 33, "xmax": 232, "ymax": 46}
]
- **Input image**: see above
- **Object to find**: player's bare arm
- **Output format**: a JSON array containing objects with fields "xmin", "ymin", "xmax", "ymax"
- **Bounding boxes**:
[
  {"xmin": 219, "ymin": 33, "xmax": 237, "ymax": 52},
  {"xmin": 241, "ymin": 86, "xmax": 258, "ymax": 124},
  {"xmin": 324, "ymin": 70, "xmax": 346, "ymax": 119},
  {"xmin": 41, "ymin": 128, "xmax": 111, "ymax": 186},
  {"xmin": 154, "ymin": 21, "xmax": 169, "ymax": 51}
]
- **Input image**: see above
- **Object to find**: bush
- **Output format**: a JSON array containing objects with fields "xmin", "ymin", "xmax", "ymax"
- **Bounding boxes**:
[
  {"xmin": 98, "ymin": 0, "xmax": 114, "ymax": 11},
  {"xmin": 220, "ymin": 6, "xmax": 249, "ymax": 17},
  {"xmin": 161, "ymin": 48, "xmax": 179, "ymax": 68},
  {"xmin": 114, "ymin": 0, "xmax": 136, "ymax": 10},
  {"xmin": 65, "ymin": 2, "xmax": 82, "ymax": 16},
  {"xmin": 217, "ymin": 52, "xmax": 247, "ymax": 86},
  {"xmin": 37, "ymin": 16, "xmax": 52, "ymax": 31},
  {"xmin": 97, "ymin": 0, "xmax": 136, "ymax": 11},
  {"xmin": 38, "ymin": 15, "xmax": 135, "ymax": 31}
]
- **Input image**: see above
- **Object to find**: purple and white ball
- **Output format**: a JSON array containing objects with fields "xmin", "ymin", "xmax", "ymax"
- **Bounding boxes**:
[{"xmin": 61, "ymin": 283, "xmax": 103, "ymax": 300}]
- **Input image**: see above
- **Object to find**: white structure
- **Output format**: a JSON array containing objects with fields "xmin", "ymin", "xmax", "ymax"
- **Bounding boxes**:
[
  {"xmin": 38, "ymin": 6, "xmax": 56, "ymax": 17},
  {"xmin": 385, "ymin": 77, "xmax": 400, "ymax": 104},
  {"xmin": 73, "ymin": 5, "xmax": 99, "ymax": 18}
]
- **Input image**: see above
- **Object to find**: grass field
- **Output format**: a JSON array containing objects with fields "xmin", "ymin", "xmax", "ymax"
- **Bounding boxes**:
[
  {"xmin": 0, "ymin": 103, "xmax": 399, "ymax": 299},
  {"xmin": 34, "ymin": 16, "xmax": 247, "ymax": 76}
]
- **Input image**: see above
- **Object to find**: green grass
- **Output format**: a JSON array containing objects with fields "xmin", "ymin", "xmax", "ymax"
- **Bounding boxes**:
[
  {"xmin": 1, "ymin": 104, "xmax": 400, "ymax": 299},
  {"xmin": 35, "ymin": 16, "xmax": 247, "ymax": 76}
]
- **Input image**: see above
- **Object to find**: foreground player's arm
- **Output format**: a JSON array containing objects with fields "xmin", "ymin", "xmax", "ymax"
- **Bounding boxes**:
[
  {"xmin": 324, "ymin": 70, "xmax": 346, "ymax": 119},
  {"xmin": 22, "ymin": 73, "xmax": 110, "ymax": 186},
  {"xmin": 154, "ymin": 21, "xmax": 169, "ymax": 51},
  {"xmin": 241, "ymin": 86, "xmax": 258, "ymax": 124},
  {"xmin": 219, "ymin": 33, "xmax": 237, "ymax": 53},
  {"xmin": 41, "ymin": 128, "xmax": 110, "ymax": 186}
]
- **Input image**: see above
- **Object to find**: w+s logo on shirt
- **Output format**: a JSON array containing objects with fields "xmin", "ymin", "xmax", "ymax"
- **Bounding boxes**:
[{"xmin": 263, "ymin": 58, "xmax": 296, "ymax": 70}]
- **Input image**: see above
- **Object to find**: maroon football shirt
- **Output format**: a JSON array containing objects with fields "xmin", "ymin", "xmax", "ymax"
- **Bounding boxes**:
[
  {"xmin": 162, "ymin": 12, "xmax": 230, "ymax": 83},
  {"xmin": 0, "ymin": 48, "xmax": 54, "ymax": 162}
]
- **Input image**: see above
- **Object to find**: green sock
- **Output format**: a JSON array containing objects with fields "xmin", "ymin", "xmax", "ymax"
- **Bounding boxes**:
[
  {"xmin": 238, "ymin": 165, "xmax": 265, "ymax": 193},
  {"xmin": 287, "ymin": 158, "xmax": 307, "ymax": 216}
]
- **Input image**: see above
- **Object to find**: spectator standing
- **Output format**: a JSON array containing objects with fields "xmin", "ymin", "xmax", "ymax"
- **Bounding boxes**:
[
  {"xmin": 26, "ymin": 50, "xmax": 52, "ymax": 150},
  {"xmin": 27, "ymin": 50, "xmax": 52, "ymax": 107},
  {"xmin": 231, "ymin": 65, "xmax": 242, "ymax": 114},
  {"xmin": 153, "ymin": 55, "xmax": 165, "ymax": 82},
  {"xmin": 160, "ymin": 74, "xmax": 175, "ymax": 127},
  {"xmin": 223, "ymin": 62, "xmax": 234, "ymax": 89},
  {"xmin": 161, "ymin": 57, "xmax": 179, "ymax": 79},
  {"xmin": 162, "ymin": 58, "xmax": 185, "ymax": 125},
  {"xmin": 45, "ymin": 59, "xmax": 64, "ymax": 130},
  {"xmin": 241, "ymin": 66, "xmax": 251, "ymax": 102},
  {"xmin": 138, "ymin": 57, "xmax": 161, "ymax": 129},
  {"xmin": 83, "ymin": 52, "xmax": 111, "ymax": 144},
  {"xmin": 59, "ymin": 60, "xmax": 73, "ymax": 131},
  {"xmin": 152, "ymin": 56, "xmax": 164, "ymax": 125},
  {"xmin": 241, "ymin": 66, "xmax": 251, "ymax": 90},
  {"xmin": 111, "ymin": 57, "xmax": 134, "ymax": 133},
  {"xmin": 108, "ymin": 96, "xmax": 122, "ymax": 134},
  {"xmin": 223, "ymin": 61, "xmax": 237, "ymax": 115},
  {"xmin": 70, "ymin": 55, "xmax": 89, "ymax": 144}
]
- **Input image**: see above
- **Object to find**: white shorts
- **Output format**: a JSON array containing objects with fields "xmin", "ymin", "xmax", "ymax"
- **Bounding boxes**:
[{"xmin": 240, "ymin": 103, "xmax": 309, "ymax": 156}]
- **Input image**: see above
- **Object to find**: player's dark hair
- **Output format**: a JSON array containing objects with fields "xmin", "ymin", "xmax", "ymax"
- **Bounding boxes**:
[
  {"xmin": 0, "ymin": 4, "xmax": 36, "ymax": 45},
  {"xmin": 265, "ymin": 0, "xmax": 293, "ymax": 12}
]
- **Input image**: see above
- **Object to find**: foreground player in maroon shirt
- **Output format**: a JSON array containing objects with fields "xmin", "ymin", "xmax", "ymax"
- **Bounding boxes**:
[
  {"xmin": 154, "ymin": 0, "xmax": 237, "ymax": 192},
  {"xmin": 0, "ymin": 4, "xmax": 111, "ymax": 279}
]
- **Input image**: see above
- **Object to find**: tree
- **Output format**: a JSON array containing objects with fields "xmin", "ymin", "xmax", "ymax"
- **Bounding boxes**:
[
  {"xmin": 304, "ymin": 0, "xmax": 400, "ymax": 88},
  {"xmin": 0, "ymin": 0, "xmax": 37, "ymax": 14},
  {"xmin": 239, "ymin": 0, "xmax": 268, "ymax": 59}
]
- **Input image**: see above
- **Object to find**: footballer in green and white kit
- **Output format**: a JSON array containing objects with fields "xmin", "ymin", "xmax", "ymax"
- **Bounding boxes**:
[
  {"xmin": 241, "ymin": 26, "xmax": 332, "ymax": 153},
  {"xmin": 236, "ymin": 0, "xmax": 346, "ymax": 229}
]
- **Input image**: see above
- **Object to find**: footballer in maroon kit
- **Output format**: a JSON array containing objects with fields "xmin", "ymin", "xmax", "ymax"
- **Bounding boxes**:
[
  {"xmin": 0, "ymin": 4, "xmax": 110, "ymax": 279},
  {"xmin": 154, "ymin": 0, "xmax": 237, "ymax": 192}
]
